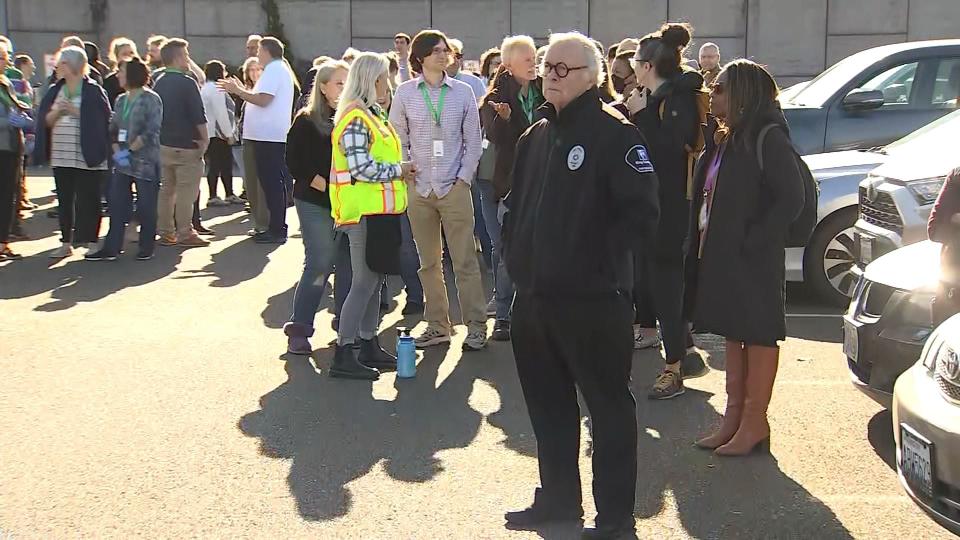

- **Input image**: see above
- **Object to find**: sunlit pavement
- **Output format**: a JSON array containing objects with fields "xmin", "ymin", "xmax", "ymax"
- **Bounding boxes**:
[{"xmin": 0, "ymin": 174, "xmax": 953, "ymax": 539}]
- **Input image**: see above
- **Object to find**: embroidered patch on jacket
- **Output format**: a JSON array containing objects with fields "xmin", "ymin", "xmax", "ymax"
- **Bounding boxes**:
[
  {"xmin": 567, "ymin": 145, "xmax": 585, "ymax": 171},
  {"xmin": 625, "ymin": 144, "xmax": 654, "ymax": 174}
]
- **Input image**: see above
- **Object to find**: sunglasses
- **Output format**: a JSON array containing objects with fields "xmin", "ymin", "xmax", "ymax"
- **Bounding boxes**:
[
  {"xmin": 709, "ymin": 81, "xmax": 725, "ymax": 95},
  {"xmin": 629, "ymin": 57, "xmax": 651, "ymax": 71}
]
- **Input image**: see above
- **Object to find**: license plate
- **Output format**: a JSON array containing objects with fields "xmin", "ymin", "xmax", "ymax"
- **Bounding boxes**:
[
  {"xmin": 843, "ymin": 320, "xmax": 859, "ymax": 362},
  {"xmin": 901, "ymin": 425, "xmax": 934, "ymax": 498},
  {"xmin": 860, "ymin": 235, "xmax": 873, "ymax": 265}
]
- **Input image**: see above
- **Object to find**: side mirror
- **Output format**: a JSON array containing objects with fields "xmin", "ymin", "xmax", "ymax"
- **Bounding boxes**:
[{"xmin": 842, "ymin": 89, "xmax": 885, "ymax": 111}]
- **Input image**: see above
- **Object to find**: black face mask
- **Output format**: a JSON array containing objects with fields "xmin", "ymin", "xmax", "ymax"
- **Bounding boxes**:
[{"xmin": 611, "ymin": 74, "xmax": 627, "ymax": 94}]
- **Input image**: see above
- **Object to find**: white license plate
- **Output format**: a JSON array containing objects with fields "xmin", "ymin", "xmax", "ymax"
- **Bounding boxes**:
[
  {"xmin": 901, "ymin": 425, "xmax": 934, "ymax": 498},
  {"xmin": 843, "ymin": 320, "xmax": 859, "ymax": 362},
  {"xmin": 860, "ymin": 235, "xmax": 873, "ymax": 265}
]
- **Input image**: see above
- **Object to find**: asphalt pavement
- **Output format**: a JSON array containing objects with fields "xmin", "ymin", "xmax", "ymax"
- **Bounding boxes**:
[{"xmin": 0, "ymin": 175, "xmax": 954, "ymax": 539}]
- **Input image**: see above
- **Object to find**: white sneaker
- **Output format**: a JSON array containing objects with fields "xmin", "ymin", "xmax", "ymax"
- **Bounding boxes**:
[
  {"xmin": 49, "ymin": 244, "xmax": 73, "ymax": 258},
  {"xmin": 207, "ymin": 196, "xmax": 225, "ymax": 207},
  {"xmin": 462, "ymin": 329, "xmax": 488, "ymax": 351},
  {"xmin": 415, "ymin": 327, "xmax": 451, "ymax": 348}
]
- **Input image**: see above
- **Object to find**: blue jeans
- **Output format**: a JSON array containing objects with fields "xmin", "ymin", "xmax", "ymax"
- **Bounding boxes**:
[
  {"xmin": 476, "ymin": 179, "xmax": 500, "ymax": 282},
  {"xmin": 290, "ymin": 199, "xmax": 336, "ymax": 328},
  {"xmin": 400, "ymin": 212, "xmax": 423, "ymax": 305},
  {"xmin": 494, "ymin": 201, "xmax": 514, "ymax": 321},
  {"xmin": 472, "ymin": 180, "xmax": 493, "ymax": 269},
  {"xmin": 252, "ymin": 141, "xmax": 288, "ymax": 237},
  {"xmin": 104, "ymin": 171, "xmax": 159, "ymax": 255}
]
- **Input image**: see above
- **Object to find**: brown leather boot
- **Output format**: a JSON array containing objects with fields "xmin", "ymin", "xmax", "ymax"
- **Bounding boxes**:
[
  {"xmin": 715, "ymin": 353, "xmax": 779, "ymax": 456},
  {"xmin": 695, "ymin": 345, "xmax": 746, "ymax": 449}
]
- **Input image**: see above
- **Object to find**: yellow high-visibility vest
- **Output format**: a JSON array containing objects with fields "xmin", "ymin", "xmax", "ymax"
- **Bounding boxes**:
[{"xmin": 330, "ymin": 104, "xmax": 408, "ymax": 226}]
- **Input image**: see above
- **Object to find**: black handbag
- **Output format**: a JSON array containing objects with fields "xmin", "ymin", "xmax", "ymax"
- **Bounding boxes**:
[{"xmin": 364, "ymin": 214, "xmax": 402, "ymax": 275}]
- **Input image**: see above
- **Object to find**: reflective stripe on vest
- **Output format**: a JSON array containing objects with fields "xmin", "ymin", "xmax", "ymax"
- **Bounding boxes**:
[{"xmin": 330, "ymin": 105, "xmax": 408, "ymax": 225}]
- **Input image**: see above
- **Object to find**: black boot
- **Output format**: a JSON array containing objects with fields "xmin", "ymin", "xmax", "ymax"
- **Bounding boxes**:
[
  {"xmin": 330, "ymin": 344, "xmax": 380, "ymax": 380},
  {"xmin": 359, "ymin": 336, "xmax": 398, "ymax": 372},
  {"xmin": 581, "ymin": 517, "xmax": 636, "ymax": 539}
]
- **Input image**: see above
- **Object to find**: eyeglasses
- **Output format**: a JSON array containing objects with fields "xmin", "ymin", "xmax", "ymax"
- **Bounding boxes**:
[
  {"xmin": 709, "ymin": 81, "xmax": 725, "ymax": 95},
  {"xmin": 454, "ymin": 53, "xmax": 464, "ymax": 60},
  {"xmin": 538, "ymin": 61, "xmax": 589, "ymax": 79},
  {"xmin": 629, "ymin": 57, "xmax": 650, "ymax": 71}
]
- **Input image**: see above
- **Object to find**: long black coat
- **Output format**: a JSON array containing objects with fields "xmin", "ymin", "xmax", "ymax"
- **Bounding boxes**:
[
  {"xmin": 480, "ymin": 70, "xmax": 544, "ymax": 200},
  {"xmin": 686, "ymin": 109, "xmax": 804, "ymax": 345}
]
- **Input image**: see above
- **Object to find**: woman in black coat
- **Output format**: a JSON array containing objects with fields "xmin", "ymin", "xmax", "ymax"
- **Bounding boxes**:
[
  {"xmin": 628, "ymin": 22, "xmax": 707, "ymax": 398},
  {"xmin": 688, "ymin": 60, "xmax": 804, "ymax": 456}
]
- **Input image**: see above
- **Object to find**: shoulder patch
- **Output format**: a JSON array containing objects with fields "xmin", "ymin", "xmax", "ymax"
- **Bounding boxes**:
[{"xmin": 625, "ymin": 144, "xmax": 654, "ymax": 174}]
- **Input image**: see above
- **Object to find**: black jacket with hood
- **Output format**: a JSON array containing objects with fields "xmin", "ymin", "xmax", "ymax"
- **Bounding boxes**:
[
  {"xmin": 630, "ymin": 69, "xmax": 703, "ymax": 258},
  {"xmin": 503, "ymin": 87, "xmax": 660, "ymax": 298}
]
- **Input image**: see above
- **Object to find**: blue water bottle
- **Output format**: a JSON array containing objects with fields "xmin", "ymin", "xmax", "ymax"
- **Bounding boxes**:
[{"xmin": 396, "ymin": 327, "xmax": 416, "ymax": 378}]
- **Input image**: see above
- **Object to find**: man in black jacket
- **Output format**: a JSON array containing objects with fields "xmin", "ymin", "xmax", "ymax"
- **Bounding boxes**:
[{"xmin": 501, "ymin": 31, "xmax": 659, "ymax": 540}]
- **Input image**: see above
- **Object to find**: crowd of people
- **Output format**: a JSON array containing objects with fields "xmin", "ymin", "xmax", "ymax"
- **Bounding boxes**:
[{"xmin": 0, "ymin": 23, "xmax": 819, "ymax": 539}]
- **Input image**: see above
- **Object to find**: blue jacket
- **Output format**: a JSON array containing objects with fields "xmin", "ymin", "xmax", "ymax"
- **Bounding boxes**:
[{"xmin": 33, "ymin": 77, "xmax": 111, "ymax": 167}]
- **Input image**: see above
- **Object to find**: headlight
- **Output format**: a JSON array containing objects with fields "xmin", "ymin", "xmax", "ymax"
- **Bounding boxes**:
[
  {"xmin": 922, "ymin": 332, "xmax": 944, "ymax": 370},
  {"xmin": 896, "ymin": 291, "xmax": 935, "ymax": 327},
  {"xmin": 880, "ymin": 291, "xmax": 936, "ymax": 344},
  {"xmin": 906, "ymin": 176, "xmax": 946, "ymax": 205}
]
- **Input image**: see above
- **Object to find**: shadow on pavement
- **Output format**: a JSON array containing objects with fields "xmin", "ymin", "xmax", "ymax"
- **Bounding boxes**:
[
  {"xmin": 868, "ymin": 409, "xmax": 896, "ymax": 471},
  {"xmin": 261, "ymin": 283, "xmax": 299, "ymax": 329}
]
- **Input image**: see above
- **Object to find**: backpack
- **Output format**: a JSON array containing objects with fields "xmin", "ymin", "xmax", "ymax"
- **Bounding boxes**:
[
  {"xmin": 659, "ymin": 88, "xmax": 710, "ymax": 200},
  {"xmin": 755, "ymin": 124, "xmax": 819, "ymax": 248}
]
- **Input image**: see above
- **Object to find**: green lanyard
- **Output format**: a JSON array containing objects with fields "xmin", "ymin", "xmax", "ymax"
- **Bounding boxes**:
[
  {"xmin": 419, "ymin": 82, "xmax": 447, "ymax": 126},
  {"xmin": 518, "ymin": 85, "xmax": 538, "ymax": 124},
  {"xmin": 120, "ymin": 91, "xmax": 141, "ymax": 122}
]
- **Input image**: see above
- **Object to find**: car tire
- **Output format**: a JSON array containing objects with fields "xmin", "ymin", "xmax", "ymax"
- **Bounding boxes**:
[{"xmin": 804, "ymin": 207, "xmax": 859, "ymax": 305}]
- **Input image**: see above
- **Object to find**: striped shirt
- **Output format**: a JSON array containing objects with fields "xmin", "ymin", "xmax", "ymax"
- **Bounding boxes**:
[
  {"xmin": 339, "ymin": 107, "xmax": 402, "ymax": 183},
  {"xmin": 389, "ymin": 74, "xmax": 482, "ymax": 198},
  {"xmin": 50, "ymin": 91, "xmax": 107, "ymax": 170}
]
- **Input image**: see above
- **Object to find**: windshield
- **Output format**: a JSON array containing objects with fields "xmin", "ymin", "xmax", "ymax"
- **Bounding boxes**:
[
  {"xmin": 885, "ymin": 108, "xmax": 960, "ymax": 157},
  {"xmin": 788, "ymin": 48, "xmax": 888, "ymax": 107}
]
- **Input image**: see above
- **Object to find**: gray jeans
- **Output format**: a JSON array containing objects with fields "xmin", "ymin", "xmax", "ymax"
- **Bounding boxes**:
[{"xmin": 336, "ymin": 218, "xmax": 385, "ymax": 345}]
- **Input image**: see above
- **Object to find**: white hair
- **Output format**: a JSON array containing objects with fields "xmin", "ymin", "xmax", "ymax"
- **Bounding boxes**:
[
  {"xmin": 335, "ymin": 52, "xmax": 389, "ymax": 124},
  {"xmin": 546, "ymin": 31, "xmax": 604, "ymax": 86},
  {"xmin": 448, "ymin": 38, "xmax": 464, "ymax": 54},
  {"xmin": 56, "ymin": 46, "xmax": 89, "ymax": 76},
  {"xmin": 699, "ymin": 42, "xmax": 720, "ymax": 55},
  {"xmin": 500, "ymin": 35, "xmax": 536, "ymax": 66},
  {"xmin": 247, "ymin": 34, "xmax": 263, "ymax": 44},
  {"xmin": 342, "ymin": 47, "xmax": 361, "ymax": 61}
]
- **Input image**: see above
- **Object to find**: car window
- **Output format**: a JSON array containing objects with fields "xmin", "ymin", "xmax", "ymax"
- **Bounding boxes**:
[
  {"xmin": 787, "ymin": 49, "xmax": 885, "ymax": 106},
  {"xmin": 932, "ymin": 58, "xmax": 960, "ymax": 108},
  {"xmin": 858, "ymin": 62, "xmax": 918, "ymax": 107}
]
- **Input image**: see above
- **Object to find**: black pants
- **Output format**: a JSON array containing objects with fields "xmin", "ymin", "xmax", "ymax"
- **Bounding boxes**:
[
  {"xmin": 53, "ymin": 167, "xmax": 102, "ymax": 244},
  {"xmin": 632, "ymin": 251, "xmax": 656, "ymax": 326},
  {"xmin": 206, "ymin": 137, "xmax": 233, "ymax": 198},
  {"xmin": 253, "ymin": 141, "xmax": 288, "ymax": 237},
  {"xmin": 511, "ymin": 292, "xmax": 637, "ymax": 527},
  {"xmin": 650, "ymin": 255, "xmax": 688, "ymax": 362},
  {"xmin": 0, "ymin": 150, "xmax": 19, "ymax": 243}
]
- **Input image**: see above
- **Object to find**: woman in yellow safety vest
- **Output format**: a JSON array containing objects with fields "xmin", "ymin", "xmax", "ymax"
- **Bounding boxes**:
[{"xmin": 328, "ymin": 52, "xmax": 416, "ymax": 380}]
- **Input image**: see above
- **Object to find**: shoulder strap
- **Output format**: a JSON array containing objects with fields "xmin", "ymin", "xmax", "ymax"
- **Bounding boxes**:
[{"xmin": 755, "ymin": 123, "xmax": 779, "ymax": 172}]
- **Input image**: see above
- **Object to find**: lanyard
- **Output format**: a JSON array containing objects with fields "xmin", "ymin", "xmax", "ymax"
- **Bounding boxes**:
[
  {"xmin": 63, "ymin": 82, "xmax": 81, "ymax": 100},
  {"xmin": 419, "ymin": 83, "xmax": 447, "ymax": 126},
  {"xmin": 120, "ymin": 91, "xmax": 141, "ymax": 122},
  {"xmin": 518, "ymin": 85, "xmax": 538, "ymax": 124}
]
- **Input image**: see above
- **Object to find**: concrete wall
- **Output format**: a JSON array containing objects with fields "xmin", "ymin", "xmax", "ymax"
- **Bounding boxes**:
[{"xmin": 4, "ymin": 0, "xmax": 959, "ymax": 83}]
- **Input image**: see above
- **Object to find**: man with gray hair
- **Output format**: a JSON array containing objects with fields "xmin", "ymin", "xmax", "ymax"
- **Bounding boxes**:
[
  {"xmin": 502, "ymin": 31, "xmax": 659, "ymax": 539},
  {"xmin": 699, "ymin": 42, "xmax": 721, "ymax": 86}
]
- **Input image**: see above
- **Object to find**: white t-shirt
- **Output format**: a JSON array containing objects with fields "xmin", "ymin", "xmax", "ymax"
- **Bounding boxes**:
[{"xmin": 242, "ymin": 59, "xmax": 294, "ymax": 143}]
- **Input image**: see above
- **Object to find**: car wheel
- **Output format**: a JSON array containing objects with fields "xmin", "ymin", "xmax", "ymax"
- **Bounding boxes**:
[{"xmin": 804, "ymin": 207, "xmax": 859, "ymax": 305}]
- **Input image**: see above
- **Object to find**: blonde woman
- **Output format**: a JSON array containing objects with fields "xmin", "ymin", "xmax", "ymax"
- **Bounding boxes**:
[
  {"xmin": 328, "ymin": 52, "xmax": 415, "ymax": 379},
  {"xmin": 282, "ymin": 60, "xmax": 349, "ymax": 355}
]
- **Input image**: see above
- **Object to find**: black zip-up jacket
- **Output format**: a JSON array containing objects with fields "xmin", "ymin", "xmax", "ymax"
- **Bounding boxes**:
[{"xmin": 503, "ymin": 87, "xmax": 660, "ymax": 297}]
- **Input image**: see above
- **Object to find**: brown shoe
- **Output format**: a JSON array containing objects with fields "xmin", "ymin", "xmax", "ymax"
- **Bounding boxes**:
[
  {"xmin": 158, "ymin": 233, "xmax": 177, "ymax": 246},
  {"xmin": 177, "ymin": 233, "xmax": 210, "ymax": 247},
  {"xmin": 716, "ymin": 351, "xmax": 779, "ymax": 457},
  {"xmin": 696, "ymin": 343, "xmax": 746, "ymax": 449}
]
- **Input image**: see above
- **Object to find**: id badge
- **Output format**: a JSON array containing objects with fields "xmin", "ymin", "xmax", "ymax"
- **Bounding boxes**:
[
  {"xmin": 433, "ymin": 139, "xmax": 444, "ymax": 158},
  {"xmin": 482, "ymin": 138, "xmax": 490, "ymax": 150},
  {"xmin": 118, "ymin": 129, "xmax": 128, "ymax": 143},
  {"xmin": 698, "ymin": 201, "xmax": 708, "ymax": 231}
]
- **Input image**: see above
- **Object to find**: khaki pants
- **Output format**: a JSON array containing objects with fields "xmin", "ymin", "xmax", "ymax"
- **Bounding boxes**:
[
  {"xmin": 158, "ymin": 145, "xmax": 204, "ymax": 237},
  {"xmin": 407, "ymin": 181, "xmax": 486, "ymax": 334},
  {"xmin": 242, "ymin": 143, "xmax": 269, "ymax": 232}
]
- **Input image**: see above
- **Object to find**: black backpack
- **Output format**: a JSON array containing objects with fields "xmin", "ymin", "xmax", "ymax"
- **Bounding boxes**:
[{"xmin": 756, "ymin": 124, "xmax": 819, "ymax": 248}]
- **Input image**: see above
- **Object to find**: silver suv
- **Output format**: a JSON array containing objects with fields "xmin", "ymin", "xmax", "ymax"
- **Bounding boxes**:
[{"xmin": 854, "ymin": 109, "xmax": 960, "ymax": 267}]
